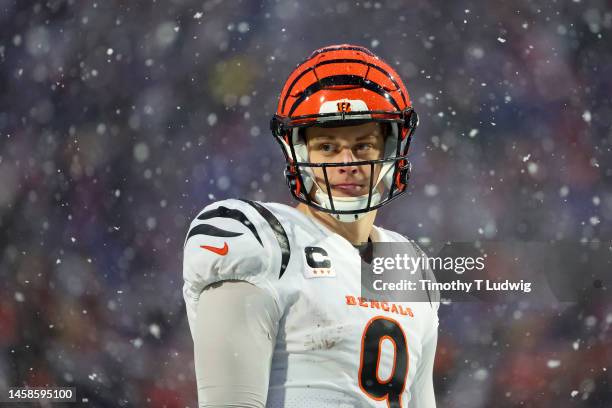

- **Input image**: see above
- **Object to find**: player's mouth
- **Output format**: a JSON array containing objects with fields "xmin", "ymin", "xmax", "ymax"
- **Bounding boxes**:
[{"xmin": 332, "ymin": 183, "xmax": 365, "ymax": 196}]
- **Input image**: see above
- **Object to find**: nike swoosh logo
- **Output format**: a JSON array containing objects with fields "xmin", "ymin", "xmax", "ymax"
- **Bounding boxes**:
[{"xmin": 200, "ymin": 242, "xmax": 229, "ymax": 256}]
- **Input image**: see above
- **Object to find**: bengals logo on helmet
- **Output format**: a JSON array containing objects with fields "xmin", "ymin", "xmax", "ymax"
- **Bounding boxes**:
[{"xmin": 337, "ymin": 101, "xmax": 351, "ymax": 113}]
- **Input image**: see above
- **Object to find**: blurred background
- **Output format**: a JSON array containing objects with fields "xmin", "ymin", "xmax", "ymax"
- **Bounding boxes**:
[{"xmin": 0, "ymin": 0, "xmax": 610, "ymax": 406}]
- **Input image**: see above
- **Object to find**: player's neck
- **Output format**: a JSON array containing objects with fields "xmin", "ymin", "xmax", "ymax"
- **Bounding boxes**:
[{"xmin": 296, "ymin": 203, "xmax": 376, "ymax": 245}]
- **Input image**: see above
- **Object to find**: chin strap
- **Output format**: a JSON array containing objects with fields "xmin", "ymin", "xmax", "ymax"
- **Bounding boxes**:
[{"xmin": 313, "ymin": 189, "xmax": 381, "ymax": 222}]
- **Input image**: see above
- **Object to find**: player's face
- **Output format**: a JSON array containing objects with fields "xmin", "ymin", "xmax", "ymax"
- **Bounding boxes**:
[{"xmin": 304, "ymin": 122, "xmax": 385, "ymax": 197}]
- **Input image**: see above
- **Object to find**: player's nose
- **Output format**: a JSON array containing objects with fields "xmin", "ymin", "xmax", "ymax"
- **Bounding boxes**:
[
  {"xmin": 337, "ymin": 165, "xmax": 359, "ymax": 175},
  {"xmin": 337, "ymin": 149, "xmax": 359, "ymax": 174},
  {"xmin": 336, "ymin": 148, "xmax": 359, "ymax": 174}
]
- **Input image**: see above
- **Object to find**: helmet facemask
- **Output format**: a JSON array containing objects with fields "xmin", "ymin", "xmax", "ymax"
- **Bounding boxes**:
[{"xmin": 271, "ymin": 108, "xmax": 418, "ymax": 222}]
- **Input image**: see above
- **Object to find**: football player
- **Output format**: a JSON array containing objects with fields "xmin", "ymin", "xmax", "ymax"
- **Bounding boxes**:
[{"xmin": 183, "ymin": 44, "xmax": 439, "ymax": 407}]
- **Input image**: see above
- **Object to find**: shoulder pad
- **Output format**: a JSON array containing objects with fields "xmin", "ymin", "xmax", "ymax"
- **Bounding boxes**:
[{"xmin": 183, "ymin": 199, "xmax": 290, "ymax": 300}]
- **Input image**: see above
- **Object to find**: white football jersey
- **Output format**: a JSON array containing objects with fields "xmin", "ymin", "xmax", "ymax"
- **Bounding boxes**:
[{"xmin": 183, "ymin": 198, "xmax": 439, "ymax": 408}]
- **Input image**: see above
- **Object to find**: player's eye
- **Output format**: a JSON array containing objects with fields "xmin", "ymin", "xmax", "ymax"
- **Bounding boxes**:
[
  {"xmin": 318, "ymin": 143, "xmax": 336, "ymax": 153},
  {"xmin": 355, "ymin": 143, "xmax": 373, "ymax": 151}
]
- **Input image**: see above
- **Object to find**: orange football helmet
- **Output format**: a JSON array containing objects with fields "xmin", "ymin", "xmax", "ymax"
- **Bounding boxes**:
[{"xmin": 270, "ymin": 44, "xmax": 418, "ymax": 221}]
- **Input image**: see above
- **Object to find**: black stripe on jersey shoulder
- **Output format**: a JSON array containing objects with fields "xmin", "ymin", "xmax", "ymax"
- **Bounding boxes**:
[
  {"xmin": 196, "ymin": 205, "xmax": 263, "ymax": 246},
  {"xmin": 241, "ymin": 199, "xmax": 290, "ymax": 279},
  {"xmin": 186, "ymin": 224, "xmax": 243, "ymax": 243}
]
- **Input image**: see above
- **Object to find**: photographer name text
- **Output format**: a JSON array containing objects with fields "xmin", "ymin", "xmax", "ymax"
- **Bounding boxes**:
[{"xmin": 372, "ymin": 279, "xmax": 532, "ymax": 293}]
